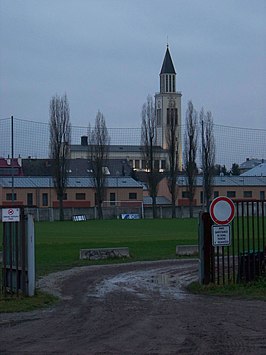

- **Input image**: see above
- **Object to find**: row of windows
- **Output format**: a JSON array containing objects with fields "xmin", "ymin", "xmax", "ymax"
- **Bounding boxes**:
[
  {"xmin": 130, "ymin": 159, "xmax": 166, "ymax": 170},
  {"xmin": 5, "ymin": 192, "xmax": 138, "ymax": 206},
  {"xmin": 182, "ymin": 190, "xmax": 265, "ymax": 200},
  {"xmin": 160, "ymin": 74, "xmax": 175, "ymax": 93}
]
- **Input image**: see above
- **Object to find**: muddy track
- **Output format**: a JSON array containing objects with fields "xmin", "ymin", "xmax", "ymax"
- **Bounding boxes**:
[{"xmin": 0, "ymin": 259, "xmax": 265, "ymax": 354}]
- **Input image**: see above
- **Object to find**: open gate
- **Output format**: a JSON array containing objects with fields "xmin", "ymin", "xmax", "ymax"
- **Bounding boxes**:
[
  {"xmin": 199, "ymin": 200, "xmax": 266, "ymax": 285},
  {"xmin": 1, "ymin": 207, "xmax": 35, "ymax": 296}
]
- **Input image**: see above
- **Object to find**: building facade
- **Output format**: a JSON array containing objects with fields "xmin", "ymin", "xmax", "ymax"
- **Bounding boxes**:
[{"xmin": 70, "ymin": 46, "xmax": 182, "ymax": 172}]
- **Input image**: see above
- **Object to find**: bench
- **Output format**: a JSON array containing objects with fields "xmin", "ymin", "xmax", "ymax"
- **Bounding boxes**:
[{"xmin": 80, "ymin": 247, "xmax": 130, "ymax": 260}]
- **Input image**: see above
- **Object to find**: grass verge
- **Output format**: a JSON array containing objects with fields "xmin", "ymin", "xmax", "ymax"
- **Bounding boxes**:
[
  {"xmin": 0, "ymin": 291, "xmax": 59, "ymax": 313},
  {"xmin": 187, "ymin": 277, "xmax": 266, "ymax": 300}
]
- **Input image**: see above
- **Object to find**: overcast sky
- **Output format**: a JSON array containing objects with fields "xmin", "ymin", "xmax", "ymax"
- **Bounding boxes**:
[{"xmin": 0, "ymin": 0, "xmax": 265, "ymax": 130}]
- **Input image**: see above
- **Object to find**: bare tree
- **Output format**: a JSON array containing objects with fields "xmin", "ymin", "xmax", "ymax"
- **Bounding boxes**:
[
  {"xmin": 49, "ymin": 94, "xmax": 71, "ymax": 221},
  {"xmin": 183, "ymin": 101, "xmax": 198, "ymax": 218},
  {"xmin": 201, "ymin": 108, "xmax": 215, "ymax": 210},
  {"xmin": 88, "ymin": 111, "xmax": 110, "ymax": 219},
  {"xmin": 141, "ymin": 95, "xmax": 160, "ymax": 218},
  {"xmin": 165, "ymin": 102, "xmax": 180, "ymax": 218}
]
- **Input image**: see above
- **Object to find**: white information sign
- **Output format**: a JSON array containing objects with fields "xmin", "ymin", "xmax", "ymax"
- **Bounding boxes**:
[
  {"xmin": 212, "ymin": 224, "xmax": 231, "ymax": 246},
  {"xmin": 2, "ymin": 208, "xmax": 20, "ymax": 222}
]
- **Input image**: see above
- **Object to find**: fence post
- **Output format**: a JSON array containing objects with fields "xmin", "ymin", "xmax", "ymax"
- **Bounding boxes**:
[{"xmin": 199, "ymin": 212, "xmax": 213, "ymax": 284}]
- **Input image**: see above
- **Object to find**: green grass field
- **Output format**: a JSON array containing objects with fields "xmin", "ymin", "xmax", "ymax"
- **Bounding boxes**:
[
  {"xmin": 0, "ymin": 218, "xmax": 198, "ymax": 277},
  {"xmin": 1, "ymin": 218, "xmax": 265, "ymax": 311}
]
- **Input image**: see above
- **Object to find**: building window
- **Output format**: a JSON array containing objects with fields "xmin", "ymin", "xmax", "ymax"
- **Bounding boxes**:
[
  {"xmin": 260, "ymin": 191, "xmax": 265, "ymax": 200},
  {"xmin": 134, "ymin": 160, "xmax": 140, "ymax": 169},
  {"xmin": 42, "ymin": 193, "xmax": 48, "ymax": 207},
  {"xmin": 76, "ymin": 193, "xmax": 86, "ymax": 200},
  {"xmin": 129, "ymin": 192, "xmax": 137, "ymax": 200},
  {"xmin": 243, "ymin": 191, "xmax": 252, "ymax": 198},
  {"xmin": 157, "ymin": 109, "xmax": 162, "ymax": 126},
  {"xmin": 227, "ymin": 191, "xmax": 236, "ymax": 198},
  {"xmin": 161, "ymin": 76, "xmax": 165, "ymax": 92},
  {"xmin": 172, "ymin": 75, "xmax": 175, "ymax": 92},
  {"xmin": 154, "ymin": 160, "xmax": 159, "ymax": 170},
  {"xmin": 214, "ymin": 191, "xmax": 219, "ymax": 198},
  {"xmin": 110, "ymin": 192, "xmax": 116, "ymax": 206},
  {"xmin": 166, "ymin": 75, "xmax": 168, "ymax": 92},
  {"xmin": 167, "ymin": 108, "xmax": 178, "ymax": 126},
  {"xmin": 6, "ymin": 193, "xmax": 17, "ymax": 201},
  {"xmin": 182, "ymin": 191, "xmax": 189, "ymax": 198},
  {"xmin": 200, "ymin": 191, "xmax": 203, "ymax": 204},
  {"xmin": 142, "ymin": 160, "xmax": 147, "ymax": 170},
  {"xmin": 27, "ymin": 193, "xmax": 33, "ymax": 206},
  {"xmin": 161, "ymin": 160, "xmax": 166, "ymax": 170}
]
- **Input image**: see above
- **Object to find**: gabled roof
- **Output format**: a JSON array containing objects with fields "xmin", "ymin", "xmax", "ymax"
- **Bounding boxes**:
[
  {"xmin": 0, "ymin": 158, "xmax": 21, "ymax": 169},
  {"xmin": 240, "ymin": 158, "xmax": 264, "ymax": 170},
  {"xmin": 0, "ymin": 176, "xmax": 143, "ymax": 189},
  {"xmin": 22, "ymin": 158, "xmax": 132, "ymax": 177},
  {"xmin": 241, "ymin": 163, "xmax": 266, "ymax": 177},
  {"xmin": 160, "ymin": 46, "xmax": 176, "ymax": 74},
  {"xmin": 177, "ymin": 175, "xmax": 266, "ymax": 187},
  {"xmin": 70, "ymin": 144, "xmax": 165, "ymax": 154}
]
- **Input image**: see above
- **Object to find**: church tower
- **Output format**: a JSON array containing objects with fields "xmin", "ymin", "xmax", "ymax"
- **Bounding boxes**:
[{"xmin": 155, "ymin": 46, "xmax": 182, "ymax": 166}]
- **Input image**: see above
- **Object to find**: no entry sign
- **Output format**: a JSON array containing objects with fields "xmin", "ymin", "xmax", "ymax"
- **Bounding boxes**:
[
  {"xmin": 2, "ymin": 208, "xmax": 21, "ymax": 222},
  {"xmin": 209, "ymin": 196, "xmax": 235, "ymax": 225}
]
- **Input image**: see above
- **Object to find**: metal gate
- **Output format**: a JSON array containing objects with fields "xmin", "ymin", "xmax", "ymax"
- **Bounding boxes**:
[
  {"xmin": 199, "ymin": 200, "xmax": 266, "ymax": 285},
  {"xmin": 2, "ymin": 207, "xmax": 35, "ymax": 296}
]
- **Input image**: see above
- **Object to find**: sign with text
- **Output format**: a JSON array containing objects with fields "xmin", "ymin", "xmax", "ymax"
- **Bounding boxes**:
[
  {"xmin": 212, "ymin": 224, "xmax": 231, "ymax": 246},
  {"xmin": 2, "ymin": 208, "xmax": 20, "ymax": 222}
]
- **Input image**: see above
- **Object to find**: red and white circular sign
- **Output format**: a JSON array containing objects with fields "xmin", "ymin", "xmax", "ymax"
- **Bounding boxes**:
[
  {"xmin": 209, "ymin": 196, "xmax": 235, "ymax": 225},
  {"xmin": 8, "ymin": 208, "xmax": 14, "ymax": 216}
]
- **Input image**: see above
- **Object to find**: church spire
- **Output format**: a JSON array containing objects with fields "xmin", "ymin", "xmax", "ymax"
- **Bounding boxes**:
[
  {"xmin": 160, "ymin": 45, "xmax": 176, "ymax": 93},
  {"xmin": 160, "ymin": 46, "xmax": 176, "ymax": 75}
]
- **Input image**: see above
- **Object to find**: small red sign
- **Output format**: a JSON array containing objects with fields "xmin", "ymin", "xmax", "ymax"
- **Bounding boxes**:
[{"xmin": 209, "ymin": 196, "xmax": 235, "ymax": 225}]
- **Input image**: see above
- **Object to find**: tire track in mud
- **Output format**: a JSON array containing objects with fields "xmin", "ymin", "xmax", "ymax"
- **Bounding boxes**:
[
  {"xmin": 0, "ymin": 259, "xmax": 265, "ymax": 354},
  {"xmin": 89, "ymin": 262, "xmax": 198, "ymax": 300}
]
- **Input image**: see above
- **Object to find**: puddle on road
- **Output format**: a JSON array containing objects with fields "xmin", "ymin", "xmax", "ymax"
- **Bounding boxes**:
[
  {"xmin": 150, "ymin": 273, "xmax": 179, "ymax": 287},
  {"xmin": 89, "ymin": 266, "xmax": 197, "ymax": 301}
]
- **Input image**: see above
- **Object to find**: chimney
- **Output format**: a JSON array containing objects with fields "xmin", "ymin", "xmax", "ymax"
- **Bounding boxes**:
[
  {"xmin": 18, "ymin": 155, "xmax": 22, "ymax": 167},
  {"xmin": 81, "ymin": 136, "xmax": 88, "ymax": 146}
]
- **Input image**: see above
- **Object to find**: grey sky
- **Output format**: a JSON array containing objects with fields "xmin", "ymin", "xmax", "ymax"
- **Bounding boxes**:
[{"xmin": 0, "ymin": 0, "xmax": 265, "ymax": 129}]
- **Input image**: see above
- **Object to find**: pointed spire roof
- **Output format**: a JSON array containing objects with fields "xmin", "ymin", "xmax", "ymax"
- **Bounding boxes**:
[{"xmin": 160, "ymin": 45, "xmax": 176, "ymax": 74}]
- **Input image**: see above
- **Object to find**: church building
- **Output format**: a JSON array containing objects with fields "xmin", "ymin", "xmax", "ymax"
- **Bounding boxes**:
[
  {"xmin": 70, "ymin": 46, "xmax": 182, "ymax": 171},
  {"xmin": 155, "ymin": 45, "xmax": 182, "ymax": 163}
]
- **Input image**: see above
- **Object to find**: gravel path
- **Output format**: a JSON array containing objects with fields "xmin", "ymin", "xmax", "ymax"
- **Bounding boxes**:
[{"xmin": 0, "ymin": 259, "xmax": 265, "ymax": 354}]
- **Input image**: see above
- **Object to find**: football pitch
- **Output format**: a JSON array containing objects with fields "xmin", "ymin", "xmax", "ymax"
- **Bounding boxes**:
[{"xmin": 33, "ymin": 218, "xmax": 198, "ymax": 276}]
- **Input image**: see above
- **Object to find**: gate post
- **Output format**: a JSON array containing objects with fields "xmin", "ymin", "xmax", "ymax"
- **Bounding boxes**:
[
  {"xmin": 2, "ymin": 207, "xmax": 35, "ymax": 296},
  {"xmin": 27, "ymin": 214, "xmax": 35, "ymax": 296},
  {"xmin": 199, "ymin": 212, "xmax": 214, "ymax": 284}
]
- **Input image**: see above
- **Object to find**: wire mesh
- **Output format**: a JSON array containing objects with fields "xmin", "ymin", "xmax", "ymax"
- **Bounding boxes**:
[{"xmin": 0, "ymin": 117, "xmax": 265, "ymax": 168}]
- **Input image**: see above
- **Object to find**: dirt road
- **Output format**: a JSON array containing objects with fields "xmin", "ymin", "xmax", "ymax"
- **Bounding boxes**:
[{"xmin": 0, "ymin": 259, "xmax": 265, "ymax": 354}]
